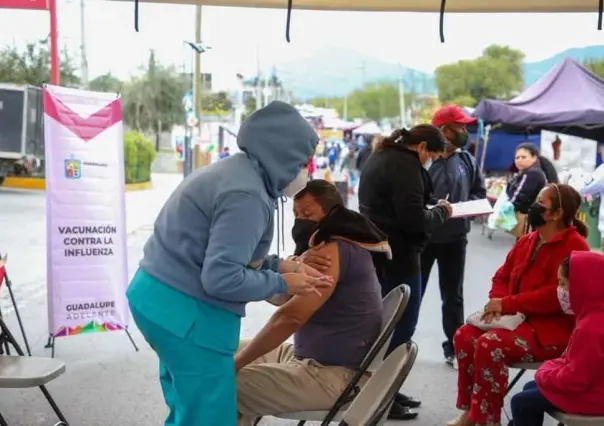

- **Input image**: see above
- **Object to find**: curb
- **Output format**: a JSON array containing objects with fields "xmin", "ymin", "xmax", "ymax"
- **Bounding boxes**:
[{"xmin": 1, "ymin": 177, "xmax": 153, "ymax": 192}]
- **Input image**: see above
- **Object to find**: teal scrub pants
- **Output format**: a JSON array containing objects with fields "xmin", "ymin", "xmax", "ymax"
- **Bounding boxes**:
[{"xmin": 127, "ymin": 269, "xmax": 241, "ymax": 426}]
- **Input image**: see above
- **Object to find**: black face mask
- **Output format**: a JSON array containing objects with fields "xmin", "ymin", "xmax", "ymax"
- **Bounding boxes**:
[
  {"xmin": 292, "ymin": 219, "xmax": 318, "ymax": 256},
  {"xmin": 527, "ymin": 203, "xmax": 548, "ymax": 228},
  {"xmin": 448, "ymin": 128, "xmax": 469, "ymax": 148}
]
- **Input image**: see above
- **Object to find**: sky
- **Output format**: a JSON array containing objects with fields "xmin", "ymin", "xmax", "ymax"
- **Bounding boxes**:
[{"xmin": 0, "ymin": 1, "xmax": 603, "ymax": 90}]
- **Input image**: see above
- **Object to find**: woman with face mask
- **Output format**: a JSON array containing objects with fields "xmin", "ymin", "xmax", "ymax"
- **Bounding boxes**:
[
  {"xmin": 511, "ymin": 251, "xmax": 604, "ymax": 426},
  {"xmin": 126, "ymin": 102, "xmax": 332, "ymax": 426},
  {"xmin": 357, "ymin": 124, "xmax": 452, "ymax": 420},
  {"xmin": 448, "ymin": 183, "xmax": 589, "ymax": 426}
]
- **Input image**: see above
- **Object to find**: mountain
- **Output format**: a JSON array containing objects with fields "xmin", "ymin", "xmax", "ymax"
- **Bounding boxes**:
[
  {"xmin": 523, "ymin": 45, "xmax": 604, "ymax": 87},
  {"xmin": 274, "ymin": 48, "xmax": 436, "ymax": 100},
  {"xmin": 274, "ymin": 46, "xmax": 604, "ymax": 100}
]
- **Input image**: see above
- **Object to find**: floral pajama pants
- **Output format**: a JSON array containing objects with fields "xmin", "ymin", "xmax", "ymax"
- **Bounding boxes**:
[{"xmin": 453, "ymin": 324, "xmax": 562, "ymax": 425}]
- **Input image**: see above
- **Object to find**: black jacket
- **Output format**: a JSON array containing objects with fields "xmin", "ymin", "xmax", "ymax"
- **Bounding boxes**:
[
  {"xmin": 358, "ymin": 146, "xmax": 449, "ymax": 277},
  {"xmin": 356, "ymin": 145, "xmax": 372, "ymax": 172},
  {"xmin": 428, "ymin": 150, "xmax": 486, "ymax": 243},
  {"xmin": 506, "ymin": 164, "xmax": 546, "ymax": 214}
]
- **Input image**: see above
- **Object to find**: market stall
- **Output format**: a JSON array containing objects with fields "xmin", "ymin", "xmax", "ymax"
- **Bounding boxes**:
[{"xmin": 476, "ymin": 59, "xmax": 604, "ymax": 247}]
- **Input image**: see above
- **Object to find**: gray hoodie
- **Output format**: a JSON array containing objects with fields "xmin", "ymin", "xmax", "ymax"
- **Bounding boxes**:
[{"xmin": 139, "ymin": 101, "xmax": 318, "ymax": 317}]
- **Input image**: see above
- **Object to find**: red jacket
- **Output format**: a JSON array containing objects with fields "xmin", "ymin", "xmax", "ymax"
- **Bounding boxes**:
[
  {"xmin": 536, "ymin": 251, "xmax": 604, "ymax": 415},
  {"xmin": 489, "ymin": 227, "xmax": 589, "ymax": 348}
]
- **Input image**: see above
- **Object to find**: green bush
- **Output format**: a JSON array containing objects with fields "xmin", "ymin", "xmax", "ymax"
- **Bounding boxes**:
[{"xmin": 123, "ymin": 131, "xmax": 156, "ymax": 184}]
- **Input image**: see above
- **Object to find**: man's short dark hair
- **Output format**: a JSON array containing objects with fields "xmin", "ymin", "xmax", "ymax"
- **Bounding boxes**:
[{"xmin": 294, "ymin": 179, "xmax": 344, "ymax": 213}]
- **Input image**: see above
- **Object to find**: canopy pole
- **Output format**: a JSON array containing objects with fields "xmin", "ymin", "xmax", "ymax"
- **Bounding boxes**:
[{"xmin": 49, "ymin": 0, "xmax": 60, "ymax": 85}]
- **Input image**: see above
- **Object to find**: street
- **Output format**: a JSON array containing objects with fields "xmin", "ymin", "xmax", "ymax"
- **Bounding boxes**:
[{"xmin": 0, "ymin": 175, "xmax": 557, "ymax": 425}]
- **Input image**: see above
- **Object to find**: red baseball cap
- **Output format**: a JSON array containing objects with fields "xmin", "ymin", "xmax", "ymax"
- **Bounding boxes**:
[{"xmin": 431, "ymin": 105, "xmax": 477, "ymax": 127}]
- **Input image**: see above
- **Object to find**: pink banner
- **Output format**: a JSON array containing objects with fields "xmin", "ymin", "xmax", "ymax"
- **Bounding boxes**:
[
  {"xmin": 44, "ymin": 85, "xmax": 129, "ymax": 338},
  {"xmin": 0, "ymin": 0, "xmax": 48, "ymax": 9}
]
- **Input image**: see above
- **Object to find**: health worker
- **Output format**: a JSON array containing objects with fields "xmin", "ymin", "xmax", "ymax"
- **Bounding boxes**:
[{"xmin": 126, "ymin": 101, "xmax": 331, "ymax": 426}]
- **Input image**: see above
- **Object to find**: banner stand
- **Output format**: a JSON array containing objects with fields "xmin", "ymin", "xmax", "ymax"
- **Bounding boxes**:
[
  {"xmin": 44, "ymin": 328, "xmax": 138, "ymax": 358},
  {"xmin": 43, "ymin": 85, "xmax": 138, "ymax": 357},
  {"xmin": 0, "ymin": 255, "xmax": 32, "ymax": 356}
]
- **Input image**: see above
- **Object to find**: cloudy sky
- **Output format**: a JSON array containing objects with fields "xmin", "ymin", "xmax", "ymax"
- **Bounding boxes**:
[{"xmin": 0, "ymin": 1, "xmax": 602, "ymax": 87}]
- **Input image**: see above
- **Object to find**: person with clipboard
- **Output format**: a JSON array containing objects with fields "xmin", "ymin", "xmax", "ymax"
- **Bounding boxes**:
[
  {"xmin": 420, "ymin": 105, "xmax": 487, "ymax": 369},
  {"xmin": 358, "ymin": 124, "xmax": 453, "ymax": 420}
]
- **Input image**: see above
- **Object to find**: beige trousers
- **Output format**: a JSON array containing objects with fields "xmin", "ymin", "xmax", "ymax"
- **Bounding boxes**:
[{"xmin": 236, "ymin": 340, "xmax": 355, "ymax": 426}]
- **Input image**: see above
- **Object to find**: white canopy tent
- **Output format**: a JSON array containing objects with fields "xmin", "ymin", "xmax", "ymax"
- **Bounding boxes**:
[
  {"xmin": 353, "ymin": 121, "xmax": 382, "ymax": 135},
  {"xmin": 126, "ymin": 0, "xmax": 602, "ymax": 45},
  {"xmin": 124, "ymin": 0, "xmax": 598, "ymax": 13}
]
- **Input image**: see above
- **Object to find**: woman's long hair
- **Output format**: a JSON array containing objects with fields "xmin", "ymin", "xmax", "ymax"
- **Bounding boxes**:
[{"xmin": 373, "ymin": 125, "xmax": 446, "ymax": 153}]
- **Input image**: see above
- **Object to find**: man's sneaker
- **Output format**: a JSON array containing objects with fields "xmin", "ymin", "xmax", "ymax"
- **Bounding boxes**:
[
  {"xmin": 395, "ymin": 392, "xmax": 421, "ymax": 408},
  {"xmin": 387, "ymin": 402, "xmax": 419, "ymax": 421},
  {"xmin": 445, "ymin": 354, "xmax": 458, "ymax": 370}
]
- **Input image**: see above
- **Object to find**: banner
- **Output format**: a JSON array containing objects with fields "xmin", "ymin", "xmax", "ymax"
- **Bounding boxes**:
[
  {"xmin": 44, "ymin": 85, "xmax": 129, "ymax": 338},
  {"xmin": 0, "ymin": 0, "xmax": 48, "ymax": 9}
]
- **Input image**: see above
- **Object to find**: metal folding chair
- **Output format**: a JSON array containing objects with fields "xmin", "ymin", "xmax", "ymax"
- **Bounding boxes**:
[
  {"xmin": 338, "ymin": 341, "xmax": 419, "ymax": 426},
  {"xmin": 0, "ymin": 316, "xmax": 69, "ymax": 425},
  {"xmin": 257, "ymin": 284, "xmax": 410, "ymax": 426}
]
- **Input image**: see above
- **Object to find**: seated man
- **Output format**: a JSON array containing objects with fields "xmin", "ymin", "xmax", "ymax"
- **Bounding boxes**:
[{"xmin": 235, "ymin": 179, "xmax": 390, "ymax": 425}]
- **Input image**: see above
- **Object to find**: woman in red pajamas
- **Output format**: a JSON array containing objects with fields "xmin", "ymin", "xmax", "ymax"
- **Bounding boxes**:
[{"xmin": 447, "ymin": 184, "xmax": 589, "ymax": 426}]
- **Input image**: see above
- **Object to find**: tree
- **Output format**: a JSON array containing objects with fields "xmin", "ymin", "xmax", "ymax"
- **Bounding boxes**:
[
  {"xmin": 89, "ymin": 73, "xmax": 123, "ymax": 93},
  {"xmin": 0, "ymin": 40, "xmax": 79, "ymax": 86},
  {"xmin": 202, "ymin": 91, "xmax": 233, "ymax": 115},
  {"xmin": 309, "ymin": 81, "xmax": 417, "ymax": 123},
  {"xmin": 435, "ymin": 45, "xmax": 525, "ymax": 106},
  {"xmin": 121, "ymin": 51, "xmax": 189, "ymax": 150},
  {"xmin": 585, "ymin": 59, "xmax": 604, "ymax": 78}
]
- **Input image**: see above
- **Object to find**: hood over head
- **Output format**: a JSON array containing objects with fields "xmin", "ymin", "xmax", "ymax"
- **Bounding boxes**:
[
  {"xmin": 237, "ymin": 101, "xmax": 319, "ymax": 198},
  {"xmin": 569, "ymin": 251, "xmax": 604, "ymax": 317}
]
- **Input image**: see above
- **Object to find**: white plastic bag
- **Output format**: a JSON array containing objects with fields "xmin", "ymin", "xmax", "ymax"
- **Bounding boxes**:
[
  {"xmin": 487, "ymin": 188, "xmax": 517, "ymax": 231},
  {"xmin": 466, "ymin": 311, "xmax": 526, "ymax": 331}
]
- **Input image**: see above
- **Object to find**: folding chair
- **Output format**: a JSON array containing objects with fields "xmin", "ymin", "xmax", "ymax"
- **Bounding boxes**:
[
  {"xmin": 549, "ymin": 411, "xmax": 604, "ymax": 426},
  {"xmin": 264, "ymin": 284, "xmax": 410, "ymax": 426},
  {"xmin": 504, "ymin": 363, "xmax": 564, "ymax": 426},
  {"xmin": 0, "ymin": 316, "xmax": 69, "ymax": 426},
  {"xmin": 339, "ymin": 341, "xmax": 419, "ymax": 426},
  {"xmin": 504, "ymin": 362, "xmax": 543, "ymax": 397}
]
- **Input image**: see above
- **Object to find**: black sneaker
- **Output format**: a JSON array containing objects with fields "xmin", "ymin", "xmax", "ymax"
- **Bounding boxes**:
[
  {"xmin": 394, "ymin": 392, "xmax": 422, "ymax": 408},
  {"xmin": 443, "ymin": 340, "xmax": 457, "ymax": 368},
  {"xmin": 387, "ymin": 402, "xmax": 419, "ymax": 420}
]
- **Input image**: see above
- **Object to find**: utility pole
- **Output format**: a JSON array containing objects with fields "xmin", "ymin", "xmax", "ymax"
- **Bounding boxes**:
[
  {"xmin": 398, "ymin": 64, "xmax": 406, "ymax": 127},
  {"xmin": 79, "ymin": 0, "xmax": 89, "ymax": 87},
  {"xmin": 255, "ymin": 43, "xmax": 262, "ymax": 111},
  {"xmin": 194, "ymin": 6, "xmax": 203, "ymax": 122},
  {"xmin": 343, "ymin": 95, "xmax": 348, "ymax": 121}
]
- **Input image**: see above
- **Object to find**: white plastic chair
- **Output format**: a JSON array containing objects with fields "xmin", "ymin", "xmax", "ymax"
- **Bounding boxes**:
[
  {"xmin": 268, "ymin": 284, "xmax": 410, "ymax": 426},
  {"xmin": 339, "ymin": 341, "xmax": 419, "ymax": 426}
]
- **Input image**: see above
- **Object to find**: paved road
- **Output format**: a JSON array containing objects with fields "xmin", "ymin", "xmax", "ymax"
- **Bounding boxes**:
[{"xmin": 0, "ymin": 177, "xmax": 559, "ymax": 425}]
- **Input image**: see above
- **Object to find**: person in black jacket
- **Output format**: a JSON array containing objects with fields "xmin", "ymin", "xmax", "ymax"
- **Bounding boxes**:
[
  {"xmin": 358, "ymin": 124, "xmax": 452, "ymax": 421},
  {"xmin": 508, "ymin": 143, "xmax": 548, "ymax": 213},
  {"xmin": 506, "ymin": 143, "xmax": 548, "ymax": 237},
  {"xmin": 355, "ymin": 137, "xmax": 373, "ymax": 173},
  {"xmin": 420, "ymin": 105, "xmax": 487, "ymax": 368}
]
